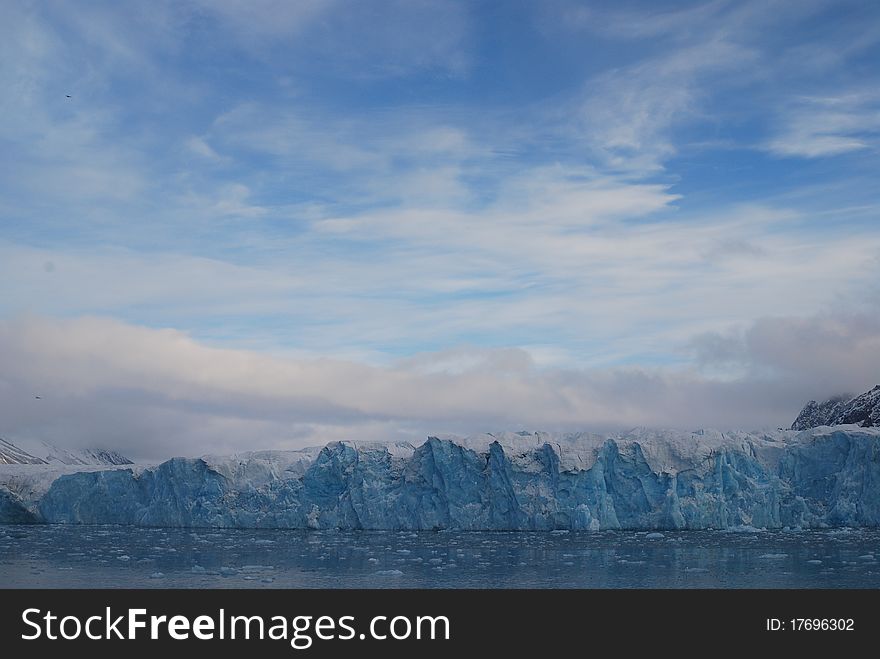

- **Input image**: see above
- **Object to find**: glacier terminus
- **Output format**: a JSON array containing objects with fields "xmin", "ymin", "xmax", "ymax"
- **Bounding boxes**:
[{"xmin": 2, "ymin": 424, "xmax": 879, "ymax": 531}]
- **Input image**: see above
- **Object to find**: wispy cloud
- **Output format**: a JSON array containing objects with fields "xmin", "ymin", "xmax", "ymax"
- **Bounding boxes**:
[
  {"xmin": 3, "ymin": 193, "xmax": 879, "ymax": 366},
  {"xmin": 765, "ymin": 94, "xmax": 880, "ymax": 158},
  {"xmin": 576, "ymin": 38, "xmax": 753, "ymax": 172},
  {"xmin": 551, "ymin": 0, "xmax": 880, "ymax": 169},
  {"xmin": 191, "ymin": 0, "xmax": 471, "ymax": 77}
]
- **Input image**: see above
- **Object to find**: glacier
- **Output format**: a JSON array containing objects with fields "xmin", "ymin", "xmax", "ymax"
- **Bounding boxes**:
[{"xmin": 2, "ymin": 425, "xmax": 880, "ymax": 530}]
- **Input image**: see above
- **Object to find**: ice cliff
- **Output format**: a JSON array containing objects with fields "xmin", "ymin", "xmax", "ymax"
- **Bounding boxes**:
[{"xmin": 2, "ymin": 426, "xmax": 880, "ymax": 530}]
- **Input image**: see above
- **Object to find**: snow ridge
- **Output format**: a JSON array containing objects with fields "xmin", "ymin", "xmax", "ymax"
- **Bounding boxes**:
[
  {"xmin": 0, "ymin": 438, "xmax": 132, "ymax": 466},
  {"xmin": 0, "ymin": 439, "xmax": 46, "ymax": 465}
]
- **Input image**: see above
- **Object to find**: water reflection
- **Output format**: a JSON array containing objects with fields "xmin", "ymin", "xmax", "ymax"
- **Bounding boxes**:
[{"xmin": 1, "ymin": 525, "xmax": 878, "ymax": 588}]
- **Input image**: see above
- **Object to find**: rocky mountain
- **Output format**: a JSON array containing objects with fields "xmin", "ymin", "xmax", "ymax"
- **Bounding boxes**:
[
  {"xmin": 792, "ymin": 385, "xmax": 880, "ymax": 430},
  {"xmin": 64, "ymin": 448, "xmax": 134, "ymax": 466}
]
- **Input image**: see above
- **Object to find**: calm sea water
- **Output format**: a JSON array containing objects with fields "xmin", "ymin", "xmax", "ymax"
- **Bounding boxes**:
[{"xmin": 1, "ymin": 525, "xmax": 878, "ymax": 588}]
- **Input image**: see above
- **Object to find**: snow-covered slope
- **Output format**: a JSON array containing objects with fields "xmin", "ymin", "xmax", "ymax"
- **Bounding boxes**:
[
  {"xmin": 3, "ymin": 426, "xmax": 880, "ymax": 530},
  {"xmin": 0, "ymin": 438, "xmax": 46, "ymax": 465},
  {"xmin": 792, "ymin": 385, "xmax": 880, "ymax": 430},
  {"xmin": 0, "ymin": 438, "xmax": 132, "ymax": 466}
]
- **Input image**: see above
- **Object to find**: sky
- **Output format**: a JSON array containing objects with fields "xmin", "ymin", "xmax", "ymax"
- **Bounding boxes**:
[{"xmin": 2, "ymin": 0, "xmax": 880, "ymax": 459}]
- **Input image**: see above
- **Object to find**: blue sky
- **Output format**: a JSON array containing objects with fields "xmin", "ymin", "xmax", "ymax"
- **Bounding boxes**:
[{"xmin": 2, "ymin": 1, "xmax": 880, "ymax": 456}]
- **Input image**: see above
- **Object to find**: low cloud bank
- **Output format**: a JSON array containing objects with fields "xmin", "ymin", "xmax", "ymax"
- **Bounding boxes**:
[{"xmin": 1, "ymin": 314, "xmax": 877, "ymax": 459}]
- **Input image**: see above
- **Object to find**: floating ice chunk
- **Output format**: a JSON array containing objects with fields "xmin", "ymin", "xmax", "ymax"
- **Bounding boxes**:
[
  {"xmin": 375, "ymin": 569, "xmax": 404, "ymax": 576},
  {"xmin": 758, "ymin": 553, "xmax": 788, "ymax": 559},
  {"xmin": 149, "ymin": 572, "xmax": 165, "ymax": 579},
  {"xmin": 645, "ymin": 532, "xmax": 665, "ymax": 539}
]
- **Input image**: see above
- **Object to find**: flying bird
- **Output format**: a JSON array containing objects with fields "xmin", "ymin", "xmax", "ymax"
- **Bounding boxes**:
[
  {"xmin": 66, "ymin": 95, "xmax": 71, "ymax": 98},
  {"xmin": 34, "ymin": 395, "xmax": 42, "ymax": 399}
]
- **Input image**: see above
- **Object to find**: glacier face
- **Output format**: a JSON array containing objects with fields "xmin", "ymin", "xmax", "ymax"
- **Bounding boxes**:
[{"xmin": 2, "ymin": 426, "xmax": 879, "ymax": 530}]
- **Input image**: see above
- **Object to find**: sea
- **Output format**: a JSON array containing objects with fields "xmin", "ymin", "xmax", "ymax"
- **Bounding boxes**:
[{"xmin": 1, "ymin": 525, "xmax": 878, "ymax": 588}]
